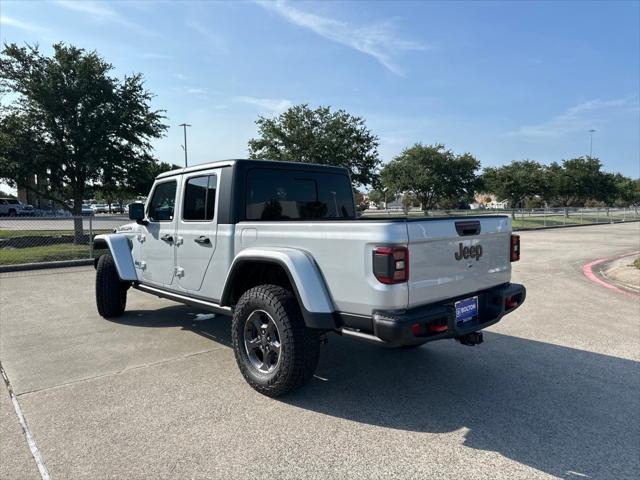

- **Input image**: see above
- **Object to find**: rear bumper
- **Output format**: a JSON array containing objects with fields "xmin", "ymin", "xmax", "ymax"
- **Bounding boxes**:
[{"xmin": 342, "ymin": 283, "xmax": 526, "ymax": 347}]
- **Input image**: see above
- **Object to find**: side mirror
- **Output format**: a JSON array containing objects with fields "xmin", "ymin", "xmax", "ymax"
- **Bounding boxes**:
[{"xmin": 128, "ymin": 203, "xmax": 146, "ymax": 224}]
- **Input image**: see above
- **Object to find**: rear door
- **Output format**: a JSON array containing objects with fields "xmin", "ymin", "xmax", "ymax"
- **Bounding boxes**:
[
  {"xmin": 175, "ymin": 170, "xmax": 219, "ymax": 292},
  {"xmin": 407, "ymin": 216, "xmax": 511, "ymax": 308}
]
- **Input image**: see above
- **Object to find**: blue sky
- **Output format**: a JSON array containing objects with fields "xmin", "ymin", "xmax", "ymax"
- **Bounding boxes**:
[{"xmin": 1, "ymin": 0, "xmax": 639, "ymax": 179}]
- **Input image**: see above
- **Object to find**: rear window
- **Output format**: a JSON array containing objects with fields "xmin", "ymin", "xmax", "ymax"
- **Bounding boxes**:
[{"xmin": 245, "ymin": 168, "xmax": 355, "ymax": 221}]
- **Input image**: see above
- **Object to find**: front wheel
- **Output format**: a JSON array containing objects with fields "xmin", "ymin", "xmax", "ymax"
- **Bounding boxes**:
[
  {"xmin": 232, "ymin": 285, "xmax": 320, "ymax": 397},
  {"xmin": 95, "ymin": 253, "xmax": 128, "ymax": 318}
]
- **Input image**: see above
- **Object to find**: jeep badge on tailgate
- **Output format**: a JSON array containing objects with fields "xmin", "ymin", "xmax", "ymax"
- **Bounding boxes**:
[{"xmin": 455, "ymin": 243, "xmax": 483, "ymax": 261}]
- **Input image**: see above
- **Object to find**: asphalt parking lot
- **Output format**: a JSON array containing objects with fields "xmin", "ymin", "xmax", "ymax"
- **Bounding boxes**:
[{"xmin": 1, "ymin": 223, "xmax": 639, "ymax": 479}]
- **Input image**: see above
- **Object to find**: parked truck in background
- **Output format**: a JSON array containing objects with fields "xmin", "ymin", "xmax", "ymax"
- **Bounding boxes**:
[
  {"xmin": 0, "ymin": 198, "xmax": 34, "ymax": 216},
  {"xmin": 94, "ymin": 159, "xmax": 526, "ymax": 396}
]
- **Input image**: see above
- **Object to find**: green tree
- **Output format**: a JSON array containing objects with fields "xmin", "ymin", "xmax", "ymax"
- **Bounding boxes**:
[
  {"xmin": 353, "ymin": 190, "xmax": 367, "ymax": 212},
  {"xmin": 247, "ymin": 104, "xmax": 380, "ymax": 187},
  {"xmin": 128, "ymin": 160, "xmax": 179, "ymax": 198},
  {"xmin": 99, "ymin": 160, "xmax": 179, "ymax": 210},
  {"xmin": 380, "ymin": 143, "xmax": 480, "ymax": 211},
  {"xmin": 482, "ymin": 160, "xmax": 547, "ymax": 217},
  {"xmin": 0, "ymin": 43, "xmax": 167, "ymax": 241},
  {"xmin": 401, "ymin": 191, "xmax": 419, "ymax": 213},
  {"xmin": 613, "ymin": 175, "xmax": 640, "ymax": 211},
  {"xmin": 545, "ymin": 157, "xmax": 612, "ymax": 210},
  {"xmin": 367, "ymin": 189, "xmax": 384, "ymax": 207}
]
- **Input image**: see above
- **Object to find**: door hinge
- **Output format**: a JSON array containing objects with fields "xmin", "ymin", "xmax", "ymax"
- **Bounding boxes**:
[
  {"xmin": 175, "ymin": 266, "xmax": 185, "ymax": 277},
  {"xmin": 137, "ymin": 234, "xmax": 146, "ymax": 243},
  {"xmin": 176, "ymin": 236, "xmax": 184, "ymax": 246},
  {"xmin": 135, "ymin": 260, "xmax": 147, "ymax": 270}
]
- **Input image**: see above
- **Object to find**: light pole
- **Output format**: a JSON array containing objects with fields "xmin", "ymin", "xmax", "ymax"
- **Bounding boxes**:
[
  {"xmin": 179, "ymin": 123, "xmax": 191, "ymax": 167},
  {"xmin": 588, "ymin": 129, "xmax": 596, "ymax": 158}
]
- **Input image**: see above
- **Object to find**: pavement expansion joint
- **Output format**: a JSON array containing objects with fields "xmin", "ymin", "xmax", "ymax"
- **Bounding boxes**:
[
  {"xmin": 15, "ymin": 347, "xmax": 224, "ymax": 398},
  {"xmin": 1, "ymin": 361, "xmax": 51, "ymax": 480}
]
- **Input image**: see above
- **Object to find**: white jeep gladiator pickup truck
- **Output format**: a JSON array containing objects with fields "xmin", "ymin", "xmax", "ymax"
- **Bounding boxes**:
[{"xmin": 94, "ymin": 159, "xmax": 525, "ymax": 396}]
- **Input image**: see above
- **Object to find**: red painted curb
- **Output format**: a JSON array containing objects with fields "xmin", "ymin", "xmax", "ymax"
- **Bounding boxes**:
[{"xmin": 582, "ymin": 251, "xmax": 639, "ymax": 298}]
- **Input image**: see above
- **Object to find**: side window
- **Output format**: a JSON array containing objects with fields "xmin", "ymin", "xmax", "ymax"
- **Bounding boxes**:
[
  {"xmin": 183, "ymin": 175, "xmax": 217, "ymax": 221},
  {"xmin": 147, "ymin": 181, "xmax": 177, "ymax": 222}
]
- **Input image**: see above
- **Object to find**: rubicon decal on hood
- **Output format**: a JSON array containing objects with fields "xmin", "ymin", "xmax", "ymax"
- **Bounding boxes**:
[{"xmin": 454, "ymin": 243, "xmax": 483, "ymax": 261}]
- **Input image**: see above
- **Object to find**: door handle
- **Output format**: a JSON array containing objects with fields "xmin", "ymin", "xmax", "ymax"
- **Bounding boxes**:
[
  {"xmin": 161, "ymin": 234, "xmax": 174, "ymax": 243},
  {"xmin": 194, "ymin": 236, "xmax": 211, "ymax": 245}
]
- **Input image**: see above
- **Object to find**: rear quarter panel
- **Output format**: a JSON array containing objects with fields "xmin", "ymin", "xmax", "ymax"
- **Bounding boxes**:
[{"xmin": 236, "ymin": 221, "xmax": 409, "ymax": 315}]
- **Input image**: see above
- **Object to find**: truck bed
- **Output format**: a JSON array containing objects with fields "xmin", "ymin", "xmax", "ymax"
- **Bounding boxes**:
[{"xmin": 233, "ymin": 215, "xmax": 512, "ymax": 317}]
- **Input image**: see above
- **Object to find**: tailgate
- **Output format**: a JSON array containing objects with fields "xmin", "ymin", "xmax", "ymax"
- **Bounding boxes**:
[{"xmin": 407, "ymin": 216, "xmax": 511, "ymax": 308}]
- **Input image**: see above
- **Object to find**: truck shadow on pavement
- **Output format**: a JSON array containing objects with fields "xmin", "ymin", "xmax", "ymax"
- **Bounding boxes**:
[
  {"xmin": 114, "ymin": 305, "xmax": 234, "ymax": 345},
  {"xmin": 114, "ymin": 306, "xmax": 638, "ymax": 480}
]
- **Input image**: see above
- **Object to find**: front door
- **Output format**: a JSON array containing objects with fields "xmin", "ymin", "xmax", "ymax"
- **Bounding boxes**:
[
  {"xmin": 141, "ymin": 179, "xmax": 179, "ymax": 287},
  {"xmin": 176, "ymin": 171, "xmax": 219, "ymax": 292}
]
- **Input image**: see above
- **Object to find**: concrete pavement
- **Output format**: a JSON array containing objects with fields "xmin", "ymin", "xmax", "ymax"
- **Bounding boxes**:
[{"xmin": 1, "ymin": 223, "xmax": 639, "ymax": 479}]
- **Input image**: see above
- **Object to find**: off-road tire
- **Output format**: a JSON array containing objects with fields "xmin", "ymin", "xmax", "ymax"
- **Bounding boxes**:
[
  {"xmin": 232, "ymin": 284, "xmax": 321, "ymax": 397},
  {"xmin": 95, "ymin": 253, "xmax": 127, "ymax": 318}
]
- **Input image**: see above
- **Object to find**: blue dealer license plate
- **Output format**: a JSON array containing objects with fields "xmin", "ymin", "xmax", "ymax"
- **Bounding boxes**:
[{"xmin": 455, "ymin": 296, "xmax": 478, "ymax": 324}]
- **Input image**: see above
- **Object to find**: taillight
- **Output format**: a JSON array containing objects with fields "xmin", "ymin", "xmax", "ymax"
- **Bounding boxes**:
[
  {"xmin": 505, "ymin": 295, "xmax": 519, "ymax": 310},
  {"xmin": 510, "ymin": 234, "xmax": 520, "ymax": 262},
  {"xmin": 373, "ymin": 246, "xmax": 409, "ymax": 284}
]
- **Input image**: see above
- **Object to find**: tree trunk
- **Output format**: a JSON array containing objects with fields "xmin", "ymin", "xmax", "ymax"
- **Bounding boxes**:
[
  {"xmin": 72, "ymin": 194, "xmax": 84, "ymax": 244},
  {"xmin": 73, "ymin": 216, "xmax": 84, "ymax": 244}
]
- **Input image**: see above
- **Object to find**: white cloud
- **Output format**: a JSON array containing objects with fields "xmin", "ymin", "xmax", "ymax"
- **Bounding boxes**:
[
  {"xmin": 0, "ymin": 15, "xmax": 49, "ymax": 33},
  {"xmin": 186, "ymin": 88, "xmax": 207, "ymax": 95},
  {"xmin": 508, "ymin": 97, "xmax": 639, "ymax": 138},
  {"xmin": 186, "ymin": 21, "xmax": 229, "ymax": 54},
  {"xmin": 54, "ymin": 0, "xmax": 158, "ymax": 36},
  {"xmin": 256, "ymin": 0, "xmax": 425, "ymax": 75},
  {"xmin": 140, "ymin": 52, "xmax": 173, "ymax": 60},
  {"xmin": 234, "ymin": 96, "xmax": 293, "ymax": 113},
  {"xmin": 175, "ymin": 73, "xmax": 189, "ymax": 81}
]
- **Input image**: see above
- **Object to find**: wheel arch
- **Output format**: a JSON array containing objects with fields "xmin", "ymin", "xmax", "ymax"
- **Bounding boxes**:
[
  {"xmin": 93, "ymin": 234, "xmax": 138, "ymax": 281},
  {"xmin": 221, "ymin": 248, "xmax": 337, "ymax": 330}
]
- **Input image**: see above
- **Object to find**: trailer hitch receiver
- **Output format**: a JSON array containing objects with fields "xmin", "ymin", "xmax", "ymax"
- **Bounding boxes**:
[{"xmin": 457, "ymin": 332, "xmax": 483, "ymax": 346}]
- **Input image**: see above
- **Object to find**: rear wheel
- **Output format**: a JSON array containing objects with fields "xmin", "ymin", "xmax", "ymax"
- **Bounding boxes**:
[
  {"xmin": 232, "ymin": 284, "xmax": 320, "ymax": 397},
  {"xmin": 95, "ymin": 253, "xmax": 128, "ymax": 318}
]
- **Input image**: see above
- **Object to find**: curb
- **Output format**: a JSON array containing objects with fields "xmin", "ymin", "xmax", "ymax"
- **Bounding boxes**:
[
  {"xmin": 0, "ymin": 258, "xmax": 94, "ymax": 273},
  {"xmin": 582, "ymin": 251, "xmax": 639, "ymax": 298}
]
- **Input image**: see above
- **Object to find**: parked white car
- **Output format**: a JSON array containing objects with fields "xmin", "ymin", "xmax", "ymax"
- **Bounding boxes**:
[
  {"xmin": 81, "ymin": 205, "xmax": 94, "ymax": 216},
  {"xmin": 91, "ymin": 204, "xmax": 109, "ymax": 214}
]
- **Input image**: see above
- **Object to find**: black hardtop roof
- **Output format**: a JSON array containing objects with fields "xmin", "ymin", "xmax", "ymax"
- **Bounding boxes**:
[{"xmin": 156, "ymin": 158, "xmax": 349, "ymax": 179}]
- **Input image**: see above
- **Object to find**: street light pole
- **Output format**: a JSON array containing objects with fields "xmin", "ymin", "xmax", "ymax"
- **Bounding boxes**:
[
  {"xmin": 588, "ymin": 129, "xmax": 596, "ymax": 158},
  {"xmin": 179, "ymin": 123, "xmax": 191, "ymax": 167}
]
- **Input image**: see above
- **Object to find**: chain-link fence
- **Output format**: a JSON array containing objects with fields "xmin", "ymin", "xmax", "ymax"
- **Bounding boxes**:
[
  {"xmin": 362, "ymin": 206, "xmax": 640, "ymax": 226},
  {"xmin": 1, "ymin": 208, "xmax": 638, "ymax": 268},
  {"xmin": 0, "ymin": 215, "xmax": 131, "ymax": 267}
]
